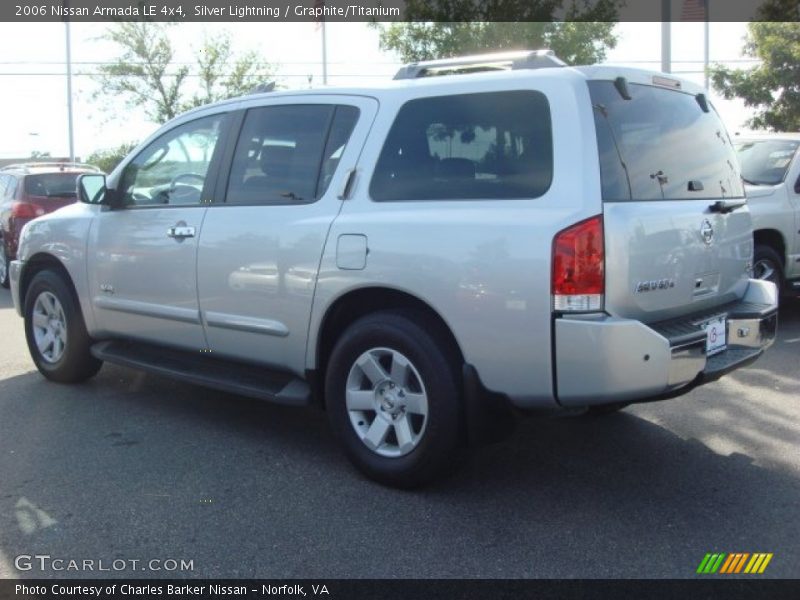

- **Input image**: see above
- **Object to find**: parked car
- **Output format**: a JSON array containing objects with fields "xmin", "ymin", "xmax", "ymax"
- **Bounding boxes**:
[
  {"xmin": 734, "ymin": 134, "xmax": 800, "ymax": 296},
  {"xmin": 0, "ymin": 162, "xmax": 102, "ymax": 287},
  {"xmin": 9, "ymin": 51, "xmax": 778, "ymax": 487}
]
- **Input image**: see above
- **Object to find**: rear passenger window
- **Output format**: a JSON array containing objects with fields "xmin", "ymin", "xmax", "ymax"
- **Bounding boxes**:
[
  {"xmin": 370, "ymin": 91, "xmax": 552, "ymax": 201},
  {"xmin": 226, "ymin": 104, "xmax": 359, "ymax": 205}
]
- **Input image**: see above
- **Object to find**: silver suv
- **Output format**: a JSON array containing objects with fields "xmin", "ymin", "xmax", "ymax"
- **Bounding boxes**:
[
  {"xmin": 734, "ymin": 133, "xmax": 800, "ymax": 296},
  {"xmin": 10, "ymin": 51, "xmax": 778, "ymax": 487}
]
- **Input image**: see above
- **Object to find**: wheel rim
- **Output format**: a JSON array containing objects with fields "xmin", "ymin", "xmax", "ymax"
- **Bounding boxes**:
[
  {"xmin": 32, "ymin": 291, "xmax": 68, "ymax": 363},
  {"xmin": 345, "ymin": 347, "xmax": 429, "ymax": 458},
  {"xmin": 753, "ymin": 258, "xmax": 779, "ymax": 284}
]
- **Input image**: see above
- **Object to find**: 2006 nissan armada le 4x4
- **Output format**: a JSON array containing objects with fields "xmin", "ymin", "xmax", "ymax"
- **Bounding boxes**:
[{"xmin": 10, "ymin": 51, "xmax": 778, "ymax": 487}]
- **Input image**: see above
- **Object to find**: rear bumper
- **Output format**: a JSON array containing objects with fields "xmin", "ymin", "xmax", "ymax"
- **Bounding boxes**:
[{"xmin": 554, "ymin": 279, "xmax": 778, "ymax": 407}]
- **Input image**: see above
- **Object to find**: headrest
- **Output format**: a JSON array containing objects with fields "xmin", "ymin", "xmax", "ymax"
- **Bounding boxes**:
[{"xmin": 260, "ymin": 145, "xmax": 295, "ymax": 175}]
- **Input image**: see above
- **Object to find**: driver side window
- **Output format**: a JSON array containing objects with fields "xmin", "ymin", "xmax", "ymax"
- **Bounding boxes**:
[{"xmin": 121, "ymin": 115, "xmax": 224, "ymax": 207}]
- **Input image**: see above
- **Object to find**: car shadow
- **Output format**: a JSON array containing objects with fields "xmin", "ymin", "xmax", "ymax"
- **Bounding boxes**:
[{"xmin": 1, "ymin": 361, "xmax": 799, "ymax": 579}]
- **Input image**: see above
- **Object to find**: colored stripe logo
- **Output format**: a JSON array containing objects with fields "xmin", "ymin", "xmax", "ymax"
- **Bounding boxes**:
[{"xmin": 697, "ymin": 553, "xmax": 773, "ymax": 574}]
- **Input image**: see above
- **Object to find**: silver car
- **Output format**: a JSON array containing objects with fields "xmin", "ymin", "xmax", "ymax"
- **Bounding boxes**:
[{"xmin": 10, "ymin": 51, "xmax": 778, "ymax": 487}]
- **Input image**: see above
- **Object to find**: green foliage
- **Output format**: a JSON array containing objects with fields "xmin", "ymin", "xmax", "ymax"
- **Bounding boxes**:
[
  {"xmin": 186, "ymin": 31, "xmax": 266, "ymax": 111},
  {"xmin": 93, "ymin": 23, "xmax": 275, "ymax": 124},
  {"xmin": 373, "ymin": 1, "xmax": 620, "ymax": 65},
  {"xmin": 756, "ymin": 0, "xmax": 800, "ymax": 21},
  {"xmin": 85, "ymin": 142, "xmax": 138, "ymax": 174},
  {"xmin": 710, "ymin": 23, "xmax": 800, "ymax": 131}
]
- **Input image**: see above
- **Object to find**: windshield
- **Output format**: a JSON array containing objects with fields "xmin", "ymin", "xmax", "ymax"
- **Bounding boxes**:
[
  {"xmin": 23, "ymin": 173, "xmax": 82, "ymax": 198},
  {"xmin": 734, "ymin": 139, "xmax": 799, "ymax": 185},
  {"xmin": 589, "ymin": 80, "xmax": 744, "ymax": 201}
]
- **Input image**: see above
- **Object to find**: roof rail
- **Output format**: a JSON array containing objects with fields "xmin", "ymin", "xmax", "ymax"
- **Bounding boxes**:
[
  {"xmin": 0, "ymin": 162, "xmax": 102, "ymax": 173},
  {"xmin": 393, "ymin": 49, "xmax": 566, "ymax": 80},
  {"xmin": 249, "ymin": 81, "xmax": 276, "ymax": 94}
]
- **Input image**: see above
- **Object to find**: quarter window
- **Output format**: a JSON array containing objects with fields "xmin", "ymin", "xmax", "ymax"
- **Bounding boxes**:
[
  {"xmin": 370, "ymin": 91, "xmax": 553, "ymax": 201},
  {"xmin": 120, "ymin": 115, "xmax": 224, "ymax": 207}
]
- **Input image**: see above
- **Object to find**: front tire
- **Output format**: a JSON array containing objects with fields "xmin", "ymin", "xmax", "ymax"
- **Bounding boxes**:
[
  {"xmin": 24, "ymin": 269, "xmax": 102, "ymax": 383},
  {"xmin": 325, "ymin": 310, "xmax": 462, "ymax": 488}
]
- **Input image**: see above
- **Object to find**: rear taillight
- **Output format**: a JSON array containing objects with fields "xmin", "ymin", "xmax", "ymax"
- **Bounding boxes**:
[
  {"xmin": 552, "ymin": 215, "xmax": 604, "ymax": 312},
  {"xmin": 11, "ymin": 202, "xmax": 45, "ymax": 219}
]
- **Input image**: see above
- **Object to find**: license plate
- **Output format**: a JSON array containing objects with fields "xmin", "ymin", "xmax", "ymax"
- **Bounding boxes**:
[{"xmin": 702, "ymin": 316, "xmax": 727, "ymax": 356}]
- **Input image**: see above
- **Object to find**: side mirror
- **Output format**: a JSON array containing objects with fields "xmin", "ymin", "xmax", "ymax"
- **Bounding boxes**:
[
  {"xmin": 794, "ymin": 175, "xmax": 800, "ymax": 195},
  {"xmin": 78, "ymin": 173, "xmax": 107, "ymax": 205}
]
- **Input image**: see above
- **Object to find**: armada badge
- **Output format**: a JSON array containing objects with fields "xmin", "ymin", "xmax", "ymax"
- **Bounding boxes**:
[{"xmin": 635, "ymin": 279, "xmax": 676, "ymax": 293}]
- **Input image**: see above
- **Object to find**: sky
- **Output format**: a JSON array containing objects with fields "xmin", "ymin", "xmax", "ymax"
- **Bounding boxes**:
[{"xmin": 0, "ymin": 21, "xmax": 756, "ymax": 160}]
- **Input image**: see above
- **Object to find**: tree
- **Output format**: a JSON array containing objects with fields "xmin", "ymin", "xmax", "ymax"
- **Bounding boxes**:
[
  {"xmin": 85, "ymin": 142, "xmax": 138, "ymax": 174},
  {"xmin": 93, "ymin": 23, "xmax": 275, "ymax": 124},
  {"xmin": 710, "ymin": 23, "xmax": 800, "ymax": 131},
  {"xmin": 756, "ymin": 0, "xmax": 800, "ymax": 21},
  {"xmin": 373, "ymin": 1, "xmax": 620, "ymax": 66}
]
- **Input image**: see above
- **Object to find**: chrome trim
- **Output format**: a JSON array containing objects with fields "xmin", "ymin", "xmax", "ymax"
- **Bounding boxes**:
[
  {"xmin": 727, "ymin": 313, "xmax": 778, "ymax": 350},
  {"xmin": 203, "ymin": 311, "xmax": 290, "ymax": 337},
  {"xmin": 667, "ymin": 340, "xmax": 706, "ymax": 387},
  {"xmin": 93, "ymin": 296, "xmax": 201, "ymax": 324}
]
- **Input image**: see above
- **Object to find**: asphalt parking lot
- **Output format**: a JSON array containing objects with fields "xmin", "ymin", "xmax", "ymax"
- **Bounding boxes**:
[{"xmin": 0, "ymin": 287, "xmax": 798, "ymax": 579}]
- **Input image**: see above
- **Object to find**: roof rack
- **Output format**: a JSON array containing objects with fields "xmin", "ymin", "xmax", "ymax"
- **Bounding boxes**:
[
  {"xmin": 393, "ymin": 49, "xmax": 566, "ymax": 80},
  {"xmin": 0, "ymin": 162, "xmax": 102, "ymax": 173}
]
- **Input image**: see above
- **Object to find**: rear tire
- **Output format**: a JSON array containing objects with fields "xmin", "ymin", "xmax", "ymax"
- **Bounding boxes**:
[
  {"xmin": 24, "ymin": 269, "xmax": 102, "ymax": 383},
  {"xmin": 753, "ymin": 245, "xmax": 784, "ymax": 296},
  {"xmin": 325, "ymin": 310, "xmax": 462, "ymax": 488},
  {"xmin": 0, "ymin": 239, "xmax": 9, "ymax": 289}
]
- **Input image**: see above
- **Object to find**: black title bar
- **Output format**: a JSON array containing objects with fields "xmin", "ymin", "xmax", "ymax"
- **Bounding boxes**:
[
  {"xmin": 3, "ymin": 579, "xmax": 800, "ymax": 600},
  {"xmin": 2, "ymin": 0, "xmax": 799, "ymax": 23}
]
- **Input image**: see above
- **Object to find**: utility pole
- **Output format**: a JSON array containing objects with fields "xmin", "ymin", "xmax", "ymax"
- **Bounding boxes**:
[
  {"xmin": 64, "ymin": 18, "xmax": 75, "ymax": 162},
  {"xmin": 661, "ymin": 0, "xmax": 672, "ymax": 73},
  {"xmin": 704, "ymin": 0, "xmax": 710, "ymax": 90}
]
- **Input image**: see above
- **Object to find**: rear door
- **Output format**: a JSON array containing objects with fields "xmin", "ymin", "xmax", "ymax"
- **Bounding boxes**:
[
  {"xmin": 590, "ymin": 79, "xmax": 751, "ymax": 323},
  {"xmin": 196, "ymin": 96, "xmax": 377, "ymax": 376}
]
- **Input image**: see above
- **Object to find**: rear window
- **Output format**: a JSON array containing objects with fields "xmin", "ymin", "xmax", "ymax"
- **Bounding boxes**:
[
  {"xmin": 370, "ymin": 91, "xmax": 552, "ymax": 201},
  {"xmin": 589, "ymin": 80, "xmax": 744, "ymax": 201},
  {"xmin": 734, "ymin": 139, "xmax": 799, "ymax": 186},
  {"xmin": 23, "ymin": 173, "xmax": 82, "ymax": 198}
]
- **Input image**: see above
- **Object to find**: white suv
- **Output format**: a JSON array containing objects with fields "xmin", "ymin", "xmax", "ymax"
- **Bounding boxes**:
[
  {"xmin": 735, "ymin": 133, "xmax": 800, "ymax": 296},
  {"xmin": 10, "ymin": 51, "xmax": 778, "ymax": 487}
]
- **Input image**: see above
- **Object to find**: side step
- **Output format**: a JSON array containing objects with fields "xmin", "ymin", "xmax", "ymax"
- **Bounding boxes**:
[{"xmin": 91, "ymin": 340, "xmax": 312, "ymax": 406}]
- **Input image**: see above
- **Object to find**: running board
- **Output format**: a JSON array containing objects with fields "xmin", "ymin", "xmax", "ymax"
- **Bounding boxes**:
[{"xmin": 91, "ymin": 340, "xmax": 312, "ymax": 406}]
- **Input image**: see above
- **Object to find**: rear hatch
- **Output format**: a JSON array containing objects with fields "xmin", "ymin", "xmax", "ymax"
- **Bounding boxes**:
[
  {"xmin": 589, "ymin": 77, "xmax": 750, "ymax": 324},
  {"xmin": 22, "ymin": 172, "xmax": 83, "ymax": 213}
]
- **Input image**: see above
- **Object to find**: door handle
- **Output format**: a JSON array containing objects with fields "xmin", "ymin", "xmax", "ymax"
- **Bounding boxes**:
[
  {"xmin": 708, "ymin": 199, "xmax": 746, "ymax": 214},
  {"xmin": 167, "ymin": 225, "xmax": 195, "ymax": 239}
]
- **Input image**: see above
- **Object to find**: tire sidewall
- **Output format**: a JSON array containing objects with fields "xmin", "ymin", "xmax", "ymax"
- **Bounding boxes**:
[
  {"xmin": 326, "ymin": 312, "xmax": 461, "ymax": 486},
  {"xmin": 23, "ymin": 270, "xmax": 97, "ymax": 382},
  {"xmin": 0, "ymin": 237, "xmax": 9, "ymax": 288},
  {"xmin": 754, "ymin": 245, "xmax": 784, "ymax": 294}
]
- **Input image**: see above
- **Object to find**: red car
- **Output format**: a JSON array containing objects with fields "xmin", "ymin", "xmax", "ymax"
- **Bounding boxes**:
[{"xmin": 0, "ymin": 162, "xmax": 102, "ymax": 287}]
